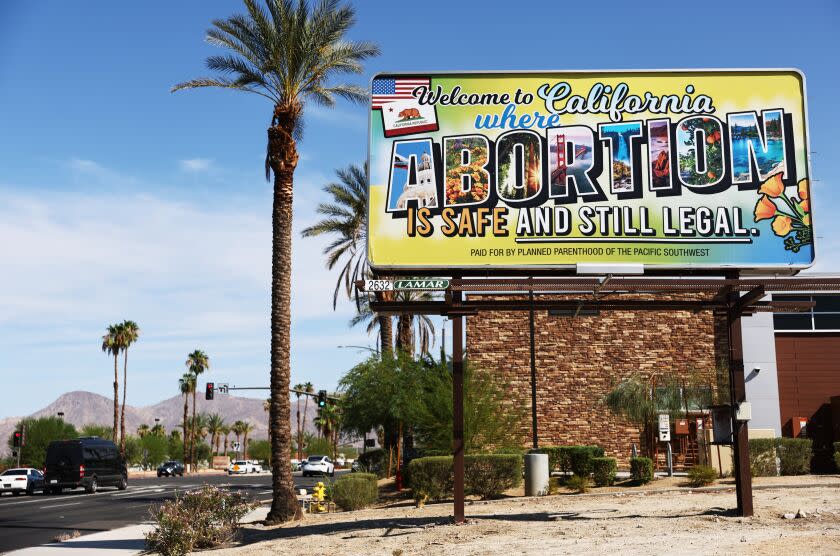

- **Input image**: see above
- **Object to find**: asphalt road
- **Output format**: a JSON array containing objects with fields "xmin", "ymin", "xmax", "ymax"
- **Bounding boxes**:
[{"xmin": 0, "ymin": 470, "xmax": 348, "ymax": 554}]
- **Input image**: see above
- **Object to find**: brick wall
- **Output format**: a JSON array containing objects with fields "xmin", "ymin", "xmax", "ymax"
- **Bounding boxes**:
[{"xmin": 467, "ymin": 294, "xmax": 729, "ymax": 467}]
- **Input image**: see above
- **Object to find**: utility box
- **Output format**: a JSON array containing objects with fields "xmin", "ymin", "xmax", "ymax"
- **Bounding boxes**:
[
  {"xmin": 792, "ymin": 416, "xmax": 809, "ymax": 438},
  {"xmin": 710, "ymin": 405, "xmax": 734, "ymax": 445},
  {"xmin": 675, "ymin": 419, "xmax": 689, "ymax": 435},
  {"xmin": 524, "ymin": 453, "xmax": 550, "ymax": 496}
]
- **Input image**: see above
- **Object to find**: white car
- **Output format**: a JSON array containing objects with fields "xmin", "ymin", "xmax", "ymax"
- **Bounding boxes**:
[
  {"xmin": 228, "ymin": 460, "xmax": 260, "ymax": 474},
  {"xmin": 302, "ymin": 455, "xmax": 334, "ymax": 477},
  {"xmin": 0, "ymin": 468, "xmax": 45, "ymax": 495},
  {"xmin": 336, "ymin": 455, "xmax": 346, "ymax": 467}
]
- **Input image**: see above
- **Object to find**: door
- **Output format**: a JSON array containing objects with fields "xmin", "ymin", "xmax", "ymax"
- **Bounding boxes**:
[{"xmin": 775, "ymin": 333, "xmax": 840, "ymax": 471}]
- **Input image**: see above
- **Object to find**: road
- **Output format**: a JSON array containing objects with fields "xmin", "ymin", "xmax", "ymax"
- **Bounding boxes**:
[{"xmin": 0, "ymin": 470, "xmax": 348, "ymax": 553}]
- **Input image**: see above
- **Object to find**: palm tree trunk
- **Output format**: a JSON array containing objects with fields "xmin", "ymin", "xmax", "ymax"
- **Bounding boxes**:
[
  {"xmin": 301, "ymin": 396, "xmax": 309, "ymax": 450},
  {"xmin": 113, "ymin": 354, "xmax": 119, "ymax": 443},
  {"xmin": 296, "ymin": 398, "xmax": 301, "ymax": 460},
  {"xmin": 379, "ymin": 315, "xmax": 393, "ymax": 357},
  {"xmin": 183, "ymin": 395, "xmax": 188, "ymax": 467},
  {"xmin": 120, "ymin": 349, "xmax": 128, "ymax": 456},
  {"xmin": 396, "ymin": 314, "xmax": 413, "ymax": 356},
  {"xmin": 266, "ymin": 109, "xmax": 302, "ymax": 523},
  {"xmin": 190, "ymin": 390, "xmax": 197, "ymax": 472},
  {"xmin": 243, "ymin": 431, "xmax": 249, "ymax": 459}
]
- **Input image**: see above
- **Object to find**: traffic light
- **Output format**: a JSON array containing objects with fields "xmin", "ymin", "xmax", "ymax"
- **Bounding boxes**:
[
  {"xmin": 205, "ymin": 382, "xmax": 215, "ymax": 400},
  {"xmin": 12, "ymin": 431, "xmax": 22, "ymax": 448},
  {"xmin": 317, "ymin": 390, "xmax": 327, "ymax": 407}
]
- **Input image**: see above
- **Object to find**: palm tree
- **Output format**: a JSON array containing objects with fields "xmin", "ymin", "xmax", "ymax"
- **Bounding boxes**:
[
  {"xmin": 170, "ymin": 429, "xmax": 181, "ymax": 442},
  {"xmin": 231, "ymin": 420, "xmax": 246, "ymax": 453},
  {"xmin": 119, "ymin": 320, "xmax": 140, "ymax": 456},
  {"xmin": 301, "ymin": 382, "xmax": 314, "ymax": 446},
  {"xmin": 185, "ymin": 350, "xmax": 210, "ymax": 470},
  {"xmin": 302, "ymin": 164, "xmax": 394, "ymax": 356},
  {"xmin": 137, "ymin": 424, "xmax": 150, "ymax": 438},
  {"xmin": 351, "ymin": 291, "xmax": 436, "ymax": 356},
  {"xmin": 151, "ymin": 423, "xmax": 166, "ymax": 437},
  {"xmin": 206, "ymin": 413, "xmax": 226, "ymax": 455},
  {"xmin": 241, "ymin": 421, "xmax": 256, "ymax": 459},
  {"xmin": 179, "ymin": 373, "xmax": 196, "ymax": 469},
  {"xmin": 292, "ymin": 384, "xmax": 304, "ymax": 458},
  {"xmin": 173, "ymin": 0, "xmax": 378, "ymax": 523},
  {"xmin": 222, "ymin": 424, "xmax": 232, "ymax": 456},
  {"xmin": 316, "ymin": 403, "xmax": 340, "ymax": 459},
  {"xmin": 102, "ymin": 324, "xmax": 123, "ymax": 443}
]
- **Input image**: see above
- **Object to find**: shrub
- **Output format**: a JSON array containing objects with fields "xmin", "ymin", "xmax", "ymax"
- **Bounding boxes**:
[
  {"xmin": 530, "ymin": 445, "xmax": 604, "ymax": 476},
  {"xmin": 465, "ymin": 454, "xmax": 522, "ymax": 500},
  {"xmin": 357, "ymin": 448, "xmax": 389, "ymax": 478},
  {"xmin": 145, "ymin": 485, "xmax": 255, "ymax": 556},
  {"xmin": 406, "ymin": 456, "xmax": 452, "ymax": 501},
  {"xmin": 548, "ymin": 476, "xmax": 563, "ymax": 494},
  {"xmin": 778, "ymin": 438, "xmax": 812, "ymax": 475},
  {"xmin": 565, "ymin": 474, "xmax": 591, "ymax": 493},
  {"xmin": 350, "ymin": 472, "xmax": 379, "ymax": 485},
  {"xmin": 687, "ymin": 465, "xmax": 717, "ymax": 487},
  {"xmin": 331, "ymin": 476, "xmax": 378, "ymax": 511},
  {"xmin": 748, "ymin": 438, "xmax": 779, "ymax": 477},
  {"xmin": 630, "ymin": 457, "xmax": 654, "ymax": 484},
  {"xmin": 592, "ymin": 457, "xmax": 617, "ymax": 486}
]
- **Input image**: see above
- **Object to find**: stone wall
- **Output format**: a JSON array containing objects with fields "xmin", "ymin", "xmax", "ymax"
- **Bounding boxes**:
[{"xmin": 466, "ymin": 294, "xmax": 729, "ymax": 467}]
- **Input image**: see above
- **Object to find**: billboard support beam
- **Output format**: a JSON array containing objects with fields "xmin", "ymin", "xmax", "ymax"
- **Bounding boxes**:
[{"xmin": 452, "ymin": 279, "xmax": 465, "ymax": 524}]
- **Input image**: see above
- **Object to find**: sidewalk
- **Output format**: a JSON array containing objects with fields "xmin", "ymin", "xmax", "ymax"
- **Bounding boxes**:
[{"xmin": 5, "ymin": 524, "xmax": 153, "ymax": 556}]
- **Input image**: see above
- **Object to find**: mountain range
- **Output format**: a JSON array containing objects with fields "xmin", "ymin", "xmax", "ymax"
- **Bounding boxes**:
[{"xmin": 0, "ymin": 390, "xmax": 321, "ymax": 457}]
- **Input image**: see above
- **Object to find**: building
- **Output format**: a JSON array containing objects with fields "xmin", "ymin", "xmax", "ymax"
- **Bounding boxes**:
[{"xmin": 467, "ymin": 291, "xmax": 840, "ymax": 471}]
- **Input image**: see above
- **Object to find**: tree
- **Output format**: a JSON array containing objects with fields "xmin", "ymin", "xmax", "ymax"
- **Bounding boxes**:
[
  {"xmin": 101, "ymin": 323, "xmax": 123, "ymax": 443},
  {"xmin": 315, "ymin": 403, "xmax": 340, "ymax": 459},
  {"xmin": 248, "ymin": 439, "xmax": 271, "ymax": 464},
  {"xmin": 179, "ymin": 372, "xmax": 196, "ymax": 468},
  {"xmin": 80, "ymin": 423, "xmax": 112, "ymax": 439},
  {"xmin": 240, "ymin": 421, "xmax": 256, "ymax": 459},
  {"xmin": 206, "ymin": 413, "xmax": 226, "ymax": 455},
  {"xmin": 292, "ymin": 384, "xmax": 304, "ymax": 459},
  {"xmin": 231, "ymin": 420, "xmax": 246, "ymax": 450},
  {"xmin": 349, "ymin": 291, "xmax": 436, "ymax": 356},
  {"xmin": 185, "ymin": 350, "xmax": 209, "ymax": 470},
  {"xmin": 7, "ymin": 417, "xmax": 77, "ymax": 468},
  {"xmin": 150, "ymin": 423, "xmax": 166, "ymax": 437},
  {"xmin": 173, "ymin": 0, "xmax": 379, "ymax": 523},
  {"xmin": 221, "ymin": 424, "xmax": 231, "ymax": 456},
  {"xmin": 301, "ymin": 163, "xmax": 394, "ymax": 356},
  {"xmin": 137, "ymin": 424, "xmax": 150, "ymax": 438},
  {"xmin": 118, "ymin": 320, "xmax": 140, "ymax": 457},
  {"xmin": 301, "ymin": 382, "xmax": 314, "ymax": 448}
]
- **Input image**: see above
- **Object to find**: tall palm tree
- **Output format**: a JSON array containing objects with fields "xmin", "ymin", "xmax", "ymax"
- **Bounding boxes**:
[
  {"xmin": 151, "ymin": 423, "xmax": 166, "ymax": 437},
  {"xmin": 173, "ymin": 0, "xmax": 378, "ymax": 523},
  {"xmin": 222, "ymin": 424, "xmax": 232, "ymax": 455},
  {"xmin": 301, "ymin": 382, "xmax": 314, "ymax": 445},
  {"xmin": 179, "ymin": 373, "xmax": 196, "ymax": 468},
  {"xmin": 206, "ymin": 413, "xmax": 226, "ymax": 455},
  {"xmin": 101, "ymin": 324, "xmax": 123, "ymax": 443},
  {"xmin": 185, "ymin": 350, "xmax": 210, "ymax": 470},
  {"xmin": 231, "ymin": 420, "xmax": 246, "ymax": 452},
  {"xmin": 351, "ymin": 291, "xmax": 436, "ymax": 356},
  {"xmin": 302, "ymin": 164, "xmax": 394, "ymax": 356},
  {"xmin": 292, "ymin": 384, "xmax": 304, "ymax": 458},
  {"xmin": 241, "ymin": 421, "xmax": 256, "ymax": 459},
  {"xmin": 316, "ymin": 403, "xmax": 340, "ymax": 459},
  {"xmin": 137, "ymin": 424, "xmax": 150, "ymax": 438},
  {"xmin": 119, "ymin": 320, "xmax": 140, "ymax": 456}
]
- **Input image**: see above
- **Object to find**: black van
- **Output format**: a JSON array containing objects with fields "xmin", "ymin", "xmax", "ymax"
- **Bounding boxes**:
[{"xmin": 44, "ymin": 437, "xmax": 127, "ymax": 494}]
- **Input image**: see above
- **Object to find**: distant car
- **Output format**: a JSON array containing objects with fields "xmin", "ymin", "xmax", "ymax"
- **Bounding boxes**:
[
  {"xmin": 0, "ymin": 468, "xmax": 45, "ymax": 496},
  {"xmin": 302, "ymin": 455, "xmax": 334, "ymax": 477},
  {"xmin": 249, "ymin": 460, "xmax": 263, "ymax": 473},
  {"xmin": 228, "ymin": 460, "xmax": 259, "ymax": 475},
  {"xmin": 156, "ymin": 461, "xmax": 185, "ymax": 477},
  {"xmin": 336, "ymin": 455, "xmax": 346, "ymax": 467},
  {"xmin": 44, "ymin": 437, "xmax": 127, "ymax": 494}
]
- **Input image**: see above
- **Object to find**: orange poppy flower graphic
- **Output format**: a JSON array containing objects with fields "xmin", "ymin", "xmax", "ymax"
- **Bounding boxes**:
[{"xmin": 753, "ymin": 173, "xmax": 812, "ymax": 253}]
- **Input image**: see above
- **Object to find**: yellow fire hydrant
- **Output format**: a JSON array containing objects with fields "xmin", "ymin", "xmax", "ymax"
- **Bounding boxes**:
[{"xmin": 311, "ymin": 481, "xmax": 327, "ymax": 513}]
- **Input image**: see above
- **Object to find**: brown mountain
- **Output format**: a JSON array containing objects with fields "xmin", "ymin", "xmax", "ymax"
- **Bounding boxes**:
[{"xmin": 0, "ymin": 391, "xmax": 321, "ymax": 457}]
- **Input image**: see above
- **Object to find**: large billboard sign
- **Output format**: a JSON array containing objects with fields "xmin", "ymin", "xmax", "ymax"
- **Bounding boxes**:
[{"xmin": 368, "ymin": 70, "xmax": 813, "ymax": 272}]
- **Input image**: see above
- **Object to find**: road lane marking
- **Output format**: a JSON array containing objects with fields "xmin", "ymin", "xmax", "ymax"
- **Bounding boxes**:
[
  {"xmin": 39, "ymin": 502, "xmax": 82, "ymax": 509},
  {"xmin": 258, "ymin": 490, "xmax": 272, "ymax": 494}
]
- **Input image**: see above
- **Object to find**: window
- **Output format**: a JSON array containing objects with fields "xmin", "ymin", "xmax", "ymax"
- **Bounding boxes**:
[{"xmin": 773, "ymin": 294, "xmax": 840, "ymax": 332}]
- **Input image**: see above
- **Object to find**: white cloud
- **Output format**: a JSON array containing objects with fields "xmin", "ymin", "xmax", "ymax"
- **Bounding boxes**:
[{"xmin": 179, "ymin": 158, "xmax": 213, "ymax": 172}]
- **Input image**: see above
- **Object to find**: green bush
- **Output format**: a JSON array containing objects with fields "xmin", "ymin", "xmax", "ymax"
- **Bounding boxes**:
[
  {"xmin": 834, "ymin": 442, "xmax": 840, "ymax": 472},
  {"xmin": 529, "ymin": 445, "xmax": 604, "ymax": 475},
  {"xmin": 145, "ymin": 485, "xmax": 255, "ymax": 556},
  {"xmin": 687, "ymin": 465, "xmax": 717, "ymax": 487},
  {"xmin": 630, "ymin": 457, "xmax": 654, "ymax": 484},
  {"xmin": 748, "ymin": 438, "xmax": 779, "ymax": 477},
  {"xmin": 357, "ymin": 448, "xmax": 389, "ymax": 478},
  {"xmin": 592, "ymin": 457, "xmax": 617, "ymax": 486},
  {"xmin": 331, "ymin": 476, "xmax": 378, "ymax": 511},
  {"xmin": 350, "ymin": 472, "xmax": 379, "ymax": 485},
  {"xmin": 465, "ymin": 454, "xmax": 522, "ymax": 500},
  {"xmin": 406, "ymin": 456, "xmax": 452, "ymax": 501},
  {"xmin": 778, "ymin": 438, "xmax": 812, "ymax": 475},
  {"xmin": 565, "ymin": 474, "xmax": 592, "ymax": 493}
]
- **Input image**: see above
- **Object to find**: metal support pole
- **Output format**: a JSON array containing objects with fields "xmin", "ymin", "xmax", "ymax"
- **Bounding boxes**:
[
  {"xmin": 529, "ymin": 289, "xmax": 538, "ymax": 450},
  {"xmin": 728, "ymin": 275, "xmax": 754, "ymax": 517},
  {"xmin": 452, "ymin": 286, "xmax": 465, "ymax": 524}
]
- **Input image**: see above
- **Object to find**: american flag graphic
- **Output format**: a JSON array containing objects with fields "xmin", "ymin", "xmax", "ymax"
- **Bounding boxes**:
[{"xmin": 371, "ymin": 77, "xmax": 430, "ymax": 109}]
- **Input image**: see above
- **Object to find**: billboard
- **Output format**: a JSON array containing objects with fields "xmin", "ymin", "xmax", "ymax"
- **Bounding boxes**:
[{"xmin": 367, "ymin": 70, "xmax": 813, "ymax": 272}]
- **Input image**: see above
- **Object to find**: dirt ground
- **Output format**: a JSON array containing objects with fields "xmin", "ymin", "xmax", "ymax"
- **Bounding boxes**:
[{"xmin": 209, "ymin": 476, "xmax": 840, "ymax": 556}]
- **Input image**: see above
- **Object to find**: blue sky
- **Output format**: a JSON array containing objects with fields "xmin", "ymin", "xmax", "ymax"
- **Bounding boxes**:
[{"xmin": 0, "ymin": 0, "xmax": 838, "ymax": 417}]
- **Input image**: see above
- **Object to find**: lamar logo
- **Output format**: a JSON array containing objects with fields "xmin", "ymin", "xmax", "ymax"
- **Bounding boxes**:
[{"xmin": 393, "ymin": 279, "xmax": 450, "ymax": 290}]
